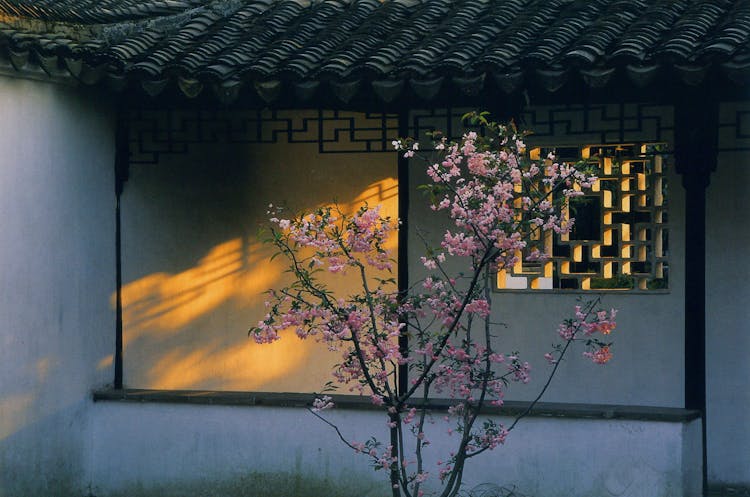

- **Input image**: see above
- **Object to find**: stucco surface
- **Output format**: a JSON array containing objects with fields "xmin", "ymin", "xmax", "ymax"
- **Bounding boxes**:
[
  {"xmin": 0, "ymin": 84, "xmax": 742, "ymax": 494},
  {"xmin": 119, "ymin": 135, "xmax": 397, "ymax": 392},
  {"xmin": 88, "ymin": 401, "xmax": 701, "ymax": 497},
  {"xmin": 706, "ymin": 145, "xmax": 750, "ymax": 487},
  {"xmin": 0, "ymin": 76, "xmax": 115, "ymax": 496},
  {"xmin": 407, "ymin": 106, "xmax": 686, "ymax": 408},
  {"xmin": 119, "ymin": 105, "xmax": 687, "ymax": 406}
]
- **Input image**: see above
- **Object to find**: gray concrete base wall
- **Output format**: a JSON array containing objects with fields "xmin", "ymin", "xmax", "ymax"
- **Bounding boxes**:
[{"xmin": 88, "ymin": 401, "xmax": 702, "ymax": 497}]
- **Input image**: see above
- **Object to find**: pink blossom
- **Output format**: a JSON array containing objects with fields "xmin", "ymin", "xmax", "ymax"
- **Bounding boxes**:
[
  {"xmin": 464, "ymin": 298, "xmax": 491, "ymax": 318},
  {"xmin": 311, "ymin": 395, "xmax": 334, "ymax": 412},
  {"xmin": 421, "ymin": 256, "xmax": 437, "ymax": 270},
  {"xmin": 585, "ymin": 346, "xmax": 613, "ymax": 364}
]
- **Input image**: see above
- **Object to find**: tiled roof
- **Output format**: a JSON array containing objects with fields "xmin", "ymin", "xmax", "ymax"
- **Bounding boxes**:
[
  {"xmin": 0, "ymin": 0, "xmax": 208, "ymax": 23},
  {"xmin": 1, "ymin": 0, "xmax": 749, "ymax": 102}
]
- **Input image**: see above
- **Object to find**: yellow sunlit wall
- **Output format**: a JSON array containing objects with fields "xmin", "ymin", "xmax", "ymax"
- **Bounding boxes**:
[{"xmin": 120, "ymin": 117, "xmax": 397, "ymax": 392}]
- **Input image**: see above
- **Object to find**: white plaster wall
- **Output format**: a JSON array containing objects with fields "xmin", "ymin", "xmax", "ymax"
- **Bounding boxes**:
[
  {"xmin": 121, "ymin": 105, "xmax": 686, "ymax": 406},
  {"xmin": 120, "ymin": 137, "xmax": 397, "ymax": 392},
  {"xmin": 0, "ymin": 76, "xmax": 115, "ymax": 496},
  {"xmin": 89, "ymin": 402, "xmax": 701, "ymax": 497},
  {"xmin": 408, "ymin": 107, "xmax": 685, "ymax": 407},
  {"xmin": 706, "ymin": 144, "xmax": 750, "ymax": 487}
]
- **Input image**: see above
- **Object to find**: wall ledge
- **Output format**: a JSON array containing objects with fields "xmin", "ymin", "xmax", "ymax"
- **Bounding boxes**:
[
  {"xmin": 93, "ymin": 389, "xmax": 701, "ymax": 423},
  {"xmin": 708, "ymin": 484, "xmax": 750, "ymax": 496}
]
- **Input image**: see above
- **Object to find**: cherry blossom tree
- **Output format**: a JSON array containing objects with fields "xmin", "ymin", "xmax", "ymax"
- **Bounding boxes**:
[{"xmin": 250, "ymin": 112, "xmax": 616, "ymax": 497}]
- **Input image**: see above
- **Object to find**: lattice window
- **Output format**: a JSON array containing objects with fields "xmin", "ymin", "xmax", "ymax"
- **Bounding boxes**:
[{"xmin": 498, "ymin": 143, "xmax": 669, "ymax": 292}]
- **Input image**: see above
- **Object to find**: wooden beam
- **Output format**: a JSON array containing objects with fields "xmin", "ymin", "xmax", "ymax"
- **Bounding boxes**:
[
  {"xmin": 397, "ymin": 110, "xmax": 409, "ymax": 397},
  {"xmin": 674, "ymin": 88, "xmax": 719, "ymax": 497},
  {"xmin": 114, "ymin": 107, "xmax": 130, "ymax": 390}
]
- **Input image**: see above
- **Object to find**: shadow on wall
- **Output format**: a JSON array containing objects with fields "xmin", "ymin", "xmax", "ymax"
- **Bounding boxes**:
[
  {"xmin": 119, "ymin": 176, "xmax": 398, "ymax": 392},
  {"xmin": 0, "ymin": 356, "xmax": 112, "ymax": 496},
  {"xmin": 0, "ymin": 400, "xmax": 93, "ymax": 497},
  {"xmin": 0, "ymin": 352, "xmax": 107, "ymax": 436}
]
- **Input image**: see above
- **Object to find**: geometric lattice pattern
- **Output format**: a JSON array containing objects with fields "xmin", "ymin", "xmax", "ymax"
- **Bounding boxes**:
[
  {"xmin": 127, "ymin": 109, "xmax": 399, "ymax": 164},
  {"xmin": 498, "ymin": 143, "xmax": 668, "ymax": 292},
  {"xmin": 407, "ymin": 104, "xmax": 674, "ymax": 151},
  {"xmin": 124, "ymin": 104, "xmax": 672, "ymax": 293},
  {"xmin": 718, "ymin": 101, "xmax": 750, "ymax": 153}
]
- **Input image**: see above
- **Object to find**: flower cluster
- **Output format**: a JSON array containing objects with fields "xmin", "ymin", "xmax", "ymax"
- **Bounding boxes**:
[
  {"xmin": 556, "ymin": 304, "xmax": 617, "ymax": 364},
  {"xmin": 407, "ymin": 123, "xmax": 598, "ymax": 273},
  {"xmin": 253, "ymin": 204, "xmax": 405, "ymax": 395},
  {"xmin": 270, "ymin": 203, "xmax": 394, "ymax": 273},
  {"xmin": 311, "ymin": 395, "xmax": 334, "ymax": 412}
]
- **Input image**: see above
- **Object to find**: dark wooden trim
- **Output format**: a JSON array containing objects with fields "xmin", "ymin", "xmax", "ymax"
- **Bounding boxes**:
[
  {"xmin": 92, "ymin": 388, "xmax": 701, "ymax": 423},
  {"xmin": 397, "ymin": 110, "xmax": 409, "ymax": 397},
  {"xmin": 113, "ymin": 108, "xmax": 130, "ymax": 390},
  {"xmin": 674, "ymin": 89, "xmax": 719, "ymax": 497},
  {"xmin": 114, "ymin": 194, "xmax": 123, "ymax": 389}
]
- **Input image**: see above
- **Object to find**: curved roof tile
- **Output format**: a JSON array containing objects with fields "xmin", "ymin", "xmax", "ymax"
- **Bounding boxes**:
[{"xmin": 1, "ymin": 0, "xmax": 748, "ymax": 100}]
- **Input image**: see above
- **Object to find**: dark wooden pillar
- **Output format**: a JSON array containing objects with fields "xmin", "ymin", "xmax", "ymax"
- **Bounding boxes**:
[
  {"xmin": 397, "ymin": 110, "xmax": 410, "ymax": 397},
  {"xmin": 674, "ymin": 91, "xmax": 718, "ymax": 497},
  {"xmin": 114, "ymin": 109, "xmax": 130, "ymax": 390}
]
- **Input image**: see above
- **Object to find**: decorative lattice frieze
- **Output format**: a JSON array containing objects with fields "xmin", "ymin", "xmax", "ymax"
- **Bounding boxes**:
[
  {"xmin": 718, "ymin": 102, "xmax": 750, "ymax": 152},
  {"xmin": 127, "ymin": 109, "xmax": 399, "ymax": 164}
]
